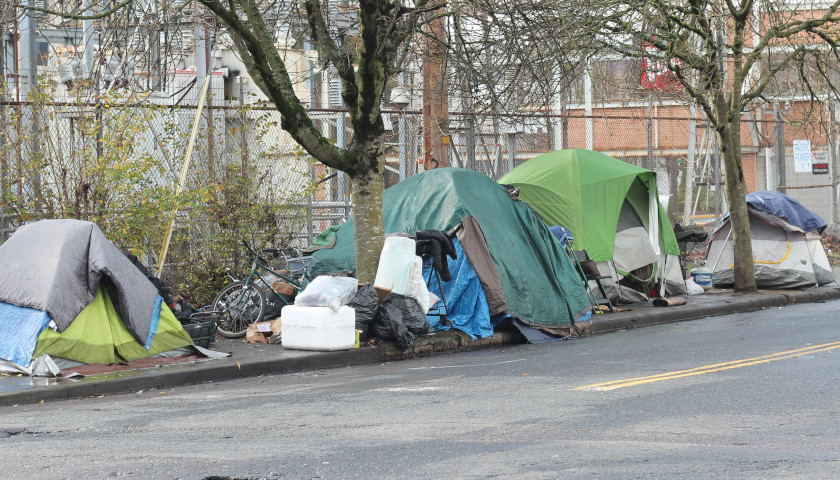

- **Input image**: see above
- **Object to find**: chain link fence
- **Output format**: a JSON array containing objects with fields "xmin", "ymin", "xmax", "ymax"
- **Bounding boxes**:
[{"xmin": 1, "ymin": 97, "xmax": 837, "ymax": 298}]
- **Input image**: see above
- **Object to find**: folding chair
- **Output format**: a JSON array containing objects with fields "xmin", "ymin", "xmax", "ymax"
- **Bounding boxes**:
[
  {"xmin": 549, "ymin": 225, "xmax": 614, "ymax": 313},
  {"xmin": 571, "ymin": 249, "xmax": 615, "ymax": 313}
]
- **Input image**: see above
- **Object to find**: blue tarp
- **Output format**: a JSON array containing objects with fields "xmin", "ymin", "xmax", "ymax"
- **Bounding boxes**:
[
  {"xmin": 0, "ymin": 302, "xmax": 51, "ymax": 367},
  {"xmin": 423, "ymin": 236, "xmax": 593, "ymax": 341},
  {"xmin": 746, "ymin": 191, "xmax": 827, "ymax": 234},
  {"xmin": 424, "ymin": 238, "xmax": 499, "ymax": 339}
]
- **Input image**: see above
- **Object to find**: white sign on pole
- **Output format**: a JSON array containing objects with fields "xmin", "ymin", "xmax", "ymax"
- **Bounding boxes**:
[{"xmin": 793, "ymin": 139, "xmax": 812, "ymax": 173}]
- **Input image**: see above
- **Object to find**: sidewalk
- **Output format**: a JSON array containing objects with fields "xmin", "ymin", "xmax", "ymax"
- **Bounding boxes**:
[{"xmin": 2, "ymin": 285, "xmax": 839, "ymax": 406}]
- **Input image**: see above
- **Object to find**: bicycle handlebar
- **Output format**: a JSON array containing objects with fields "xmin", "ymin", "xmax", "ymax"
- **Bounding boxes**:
[
  {"xmin": 244, "ymin": 240, "xmax": 301, "ymax": 261},
  {"xmin": 242, "ymin": 240, "xmax": 260, "ymax": 258}
]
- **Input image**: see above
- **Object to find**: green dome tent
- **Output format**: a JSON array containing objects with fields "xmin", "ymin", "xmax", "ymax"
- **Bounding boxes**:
[
  {"xmin": 499, "ymin": 149, "xmax": 685, "ymax": 301},
  {"xmin": 0, "ymin": 220, "xmax": 197, "ymax": 375},
  {"xmin": 309, "ymin": 168, "xmax": 591, "ymax": 331}
]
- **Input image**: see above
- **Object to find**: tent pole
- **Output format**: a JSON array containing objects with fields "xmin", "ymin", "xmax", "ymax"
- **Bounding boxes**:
[{"xmin": 710, "ymin": 225, "xmax": 733, "ymax": 272}]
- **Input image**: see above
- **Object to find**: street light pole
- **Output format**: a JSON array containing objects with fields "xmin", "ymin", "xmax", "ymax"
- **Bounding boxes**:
[{"xmin": 391, "ymin": 85, "xmax": 410, "ymax": 182}]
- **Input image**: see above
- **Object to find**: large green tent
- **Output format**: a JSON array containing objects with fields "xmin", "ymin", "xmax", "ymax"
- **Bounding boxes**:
[
  {"xmin": 499, "ymin": 149, "xmax": 685, "ymax": 299},
  {"xmin": 309, "ymin": 168, "xmax": 591, "ymax": 329}
]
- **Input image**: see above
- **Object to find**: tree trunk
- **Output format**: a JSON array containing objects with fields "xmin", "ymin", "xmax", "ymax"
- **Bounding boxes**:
[
  {"xmin": 718, "ymin": 116, "xmax": 757, "ymax": 292},
  {"xmin": 350, "ymin": 149, "xmax": 386, "ymax": 284}
]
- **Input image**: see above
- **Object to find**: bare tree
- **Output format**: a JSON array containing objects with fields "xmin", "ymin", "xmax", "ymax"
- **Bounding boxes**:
[
  {"xmin": 591, "ymin": 0, "xmax": 840, "ymax": 292},
  {"xmin": 25, "ymin": 0, "xmax": 438, "ymax": 282}
]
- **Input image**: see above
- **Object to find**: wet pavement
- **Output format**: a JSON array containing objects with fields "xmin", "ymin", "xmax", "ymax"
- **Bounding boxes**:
[{"xmin": 2, "ymin": 285, "xmax": 840, "ymax": 406}]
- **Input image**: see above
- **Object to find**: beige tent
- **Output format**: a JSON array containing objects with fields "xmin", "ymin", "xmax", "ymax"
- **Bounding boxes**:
[{"xmin": 707, "ymin": 191, "xmax": 836, "ymax": 289}]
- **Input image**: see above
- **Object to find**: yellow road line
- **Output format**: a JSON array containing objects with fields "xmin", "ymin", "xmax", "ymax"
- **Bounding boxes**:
[{"xmin": 574, "ymin": 341, "xmax": 840, "ymax": 391}]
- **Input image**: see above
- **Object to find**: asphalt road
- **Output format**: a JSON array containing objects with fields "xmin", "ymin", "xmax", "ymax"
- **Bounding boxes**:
[{"xmin": 2, "ymin": 300, "xmax": 840, "ymax": 480}]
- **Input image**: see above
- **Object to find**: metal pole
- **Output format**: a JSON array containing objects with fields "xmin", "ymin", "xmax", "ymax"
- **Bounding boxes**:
[
  {"xmin": 683, "ymin": 102, "xmax": 697, "ymax": 225},
  {"xmin": 584, "ymin": 67, "xmax": 593, "ymax": 150},
  {"xmin": 775, "ymin": 107, "xmax": 786, "ymax": 193},
  {"xmin": 647, "ymin": 96, "xmax": 654, "ymax": 170},
  {"xmin": 398, "ymin": 108, "xmax": 407, "ymax": 181},
  {"xmin": 239, "ymin": 76, "xmax": 248, "ymax": 174},
  {"xmin": 562, "ymin": 102, "xmax": 569, "ymax": 150},
  {"xmin": 305, "ymin": 40, "xmax": 316, "ymax": 243},
  {"xmin": 507, "ymin": 133, "xmax": 516, "ymax": 172},
  {"xmin": 82, "ymin": 0, "xmax": 94, "ymax": 77},
  {"xmin": 713, "ymin": 135, "xmax": 722, "ymax": 219},
  {"xmin": 465, "ymin": 117, "xmax": 476, "ymax": 171},
  {"xmin": 19, "ymin": 0, "xmax": 39, "ymax": 213}
]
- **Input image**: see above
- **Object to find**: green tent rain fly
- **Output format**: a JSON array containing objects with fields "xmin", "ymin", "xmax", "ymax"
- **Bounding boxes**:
[{"xmin": 499, "ymin": 149, "xmax": 685, "ymax": 302}]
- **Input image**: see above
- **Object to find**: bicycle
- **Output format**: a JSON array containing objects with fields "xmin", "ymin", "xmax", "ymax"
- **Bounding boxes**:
[{"xmin": 211, "ymin": 240, "xmax": 313, "ymax": 338}]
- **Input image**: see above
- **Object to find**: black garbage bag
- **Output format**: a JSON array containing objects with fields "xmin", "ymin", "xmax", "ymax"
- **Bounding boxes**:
[
  {"xmin": 348, "ymin": 283, "xmax": 379, "ymax": 341},
  {"xmin": 386, "ymin": 294, "xmax": 430, "ymax": 337},
  {"xmin": 371, "ymin": 302, "xmax": 413, "ymax": 349},
  {"xmin": 371, "ymin": 293, "xmax": 430, "ymax": 350},
  {"xmin": 262, "ymin": 289, "xmax": 293, "ymax": 321}
]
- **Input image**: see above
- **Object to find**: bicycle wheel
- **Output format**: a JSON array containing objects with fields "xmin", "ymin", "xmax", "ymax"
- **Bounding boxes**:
[{"xmin": 212, "ymin": 282, "xmax": 266, "ymax": 338}]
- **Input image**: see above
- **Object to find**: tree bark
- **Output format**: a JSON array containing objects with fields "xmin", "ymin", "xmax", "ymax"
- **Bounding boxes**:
[
  {"xmin": 717, "ymin": 113, "xmax": 757, "ymax": 292},
  {"xmin": 350, "ymin": 144, "xmax": 386, "ymax": 283}
]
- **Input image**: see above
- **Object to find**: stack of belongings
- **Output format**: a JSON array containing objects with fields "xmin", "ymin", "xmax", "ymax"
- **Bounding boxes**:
[
  {"xmin": 280, "ymin": 275, "xmax": 359, "ymax": 351},
  {"xmin": 360, "ymin": 235, "xmax": 438, "ymax": 350}
]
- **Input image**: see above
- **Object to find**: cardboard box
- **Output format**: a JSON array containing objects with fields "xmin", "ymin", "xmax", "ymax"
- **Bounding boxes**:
[
  {"xmin": 245, "ymin": 318, "xmax": 282, "ymax": 344},
  {"xmin": 245, "ymin": 329, "xmax": 267, "ymax": 344},
  {"xmin": 272, "ymin": 280, "xmax": 296, "ymax": 296},
  {"xmin": 359, "ymin": 283, "xmax": 392, "ymax": 303}
]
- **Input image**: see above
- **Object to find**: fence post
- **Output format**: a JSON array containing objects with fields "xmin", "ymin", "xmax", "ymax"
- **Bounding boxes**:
[
  {"xmin": 562, "ymin": 106, "xmax": 569, "ymax": 150},
  {"xmin": 465, "ymin": 117, "xmax": 476, "ymax": 171},
  {"xmin": 775, "ymin": 107, "xmax": 786, "ymax": 193},
  {"xmin": 239, "ymin": 77, "xmax": 248, "ymax": 174},
  {"xmin": 683, "ymin": 102, "xmax": 697, "ymax": 225},
  {"xmin": 584, "ymin": 67, "xmax": 593, "ymax": 150},
  {"xmin": 398, "ymin": 108, "xmax": 408, "ymax": 181},
  {"xmin": 647, "ymin": 97, "xmax": 654, "ymax": 170},
  {"xmin": 830, "ymin": 101, "xmax": 839, "ymax": 234},
  {"xmin": 506, "ymin": 132, "xmax": 516, "ymax": 172}
]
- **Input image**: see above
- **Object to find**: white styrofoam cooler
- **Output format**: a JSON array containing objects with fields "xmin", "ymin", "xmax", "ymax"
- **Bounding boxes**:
[{"xmin": 280, "ymin": 304, "xmax": 356, "ymax": 351}]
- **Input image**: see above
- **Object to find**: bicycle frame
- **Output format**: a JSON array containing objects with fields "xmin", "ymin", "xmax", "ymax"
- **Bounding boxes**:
[
  {"xmin": 235, "ymin": 241, "xmax": 312, "ymax": 307},
  {"xmin": 212, "ymin": 240, "xmax": 314, "ymax": 338}
]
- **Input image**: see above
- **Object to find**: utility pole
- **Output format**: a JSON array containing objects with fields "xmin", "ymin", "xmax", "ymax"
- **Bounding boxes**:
[
  {"xmin": 422, "ymin": 15, "xmax": 448, "ymax": 169},
  {"xmin": 829, "ymin": 101, "xmax": 839, "ymax": 233}
]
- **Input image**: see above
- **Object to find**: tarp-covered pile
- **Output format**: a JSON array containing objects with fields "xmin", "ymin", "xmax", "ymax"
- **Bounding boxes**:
[{"xmin": 308, "ymin": 168, "xmax": 592, "ymax": 337}]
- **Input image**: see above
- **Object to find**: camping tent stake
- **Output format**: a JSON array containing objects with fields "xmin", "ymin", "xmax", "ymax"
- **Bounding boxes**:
[{"xmin": 156, "ymin": 75, "xmax": 212, "ymax": 277}]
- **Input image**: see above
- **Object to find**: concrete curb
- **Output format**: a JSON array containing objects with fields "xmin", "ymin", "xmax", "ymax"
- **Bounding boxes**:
[{"xmin": 3, "ymin": 286, "xmax": 840, "ymax": 406}]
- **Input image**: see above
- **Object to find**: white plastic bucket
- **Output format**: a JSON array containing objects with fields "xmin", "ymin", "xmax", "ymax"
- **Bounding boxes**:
[{"xmin": 374, "ymin": 236, "xmax": 416, "ymax": 294}]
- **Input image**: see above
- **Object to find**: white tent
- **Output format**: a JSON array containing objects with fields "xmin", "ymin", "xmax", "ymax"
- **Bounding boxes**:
[{"xmin": 707, "ymin": 191, "xmax": 836, "ymax": 289}]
